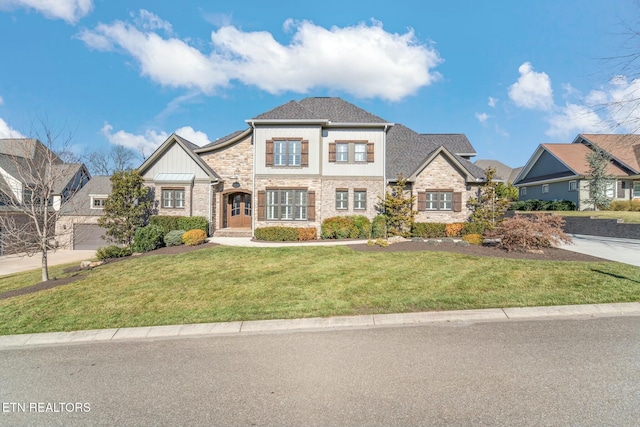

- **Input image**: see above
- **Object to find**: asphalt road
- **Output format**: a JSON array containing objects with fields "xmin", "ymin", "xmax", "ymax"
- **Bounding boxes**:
[{"xmin": 1, "ymin": 316, "xmax": 638, "ymax": 427}]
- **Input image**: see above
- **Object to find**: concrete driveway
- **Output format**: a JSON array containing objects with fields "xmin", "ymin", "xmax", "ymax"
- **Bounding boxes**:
[
  {"xmin": 560, "ymin": 234, "xmax": 640, "ymax": 267},
  {"xmin": 0, "ymin": 249, "xmax": 96, "ymax": 277}
]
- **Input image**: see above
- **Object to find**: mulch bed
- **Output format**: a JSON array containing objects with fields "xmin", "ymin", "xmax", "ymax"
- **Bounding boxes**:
[
  {"xmin": 1, "ymin": 241, "xmax": 608, "ymax": 300},
  {"xmin": 348, "ymin": 241, "xmax": 610, "ymax": 262}
]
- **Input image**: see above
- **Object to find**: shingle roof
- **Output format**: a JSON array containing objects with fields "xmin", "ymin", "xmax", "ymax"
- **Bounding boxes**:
[
  {"xmin": 577, "ymin": 134, "xmax": 640, "ymax": 173},
  {"xmin": 386, "ymin": 125, "xmax": 483, "ymax": 180},
  {"xmin": 51, "ymin": 163, "xmax": 85, "ymax": 194},
  {"xmin": 474, "ymin": 159, "xmax": 522, "ymax": 183},
  {"xmin": 199, "ymin": 129, "xmax": 248, "ymax": 149},
  {"xmin": 421, "ymin": 134, "xmax": 476, "ymax": 156},
  {"xmin": 543, "ymin": 143, "xmax": 627, "ymax": 176},
  {"xmin": 60, "ymin": 176, "xmax": 112, "ymax": 216},
  {"xmin": 252, "ymin": 97, "xmax": 389, "ymax": 123}
]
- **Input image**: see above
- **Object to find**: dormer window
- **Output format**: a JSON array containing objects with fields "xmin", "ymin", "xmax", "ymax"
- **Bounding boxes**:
[{"xmin": 91, "ymin": 196, "xmax": 107, "ymax": 209}]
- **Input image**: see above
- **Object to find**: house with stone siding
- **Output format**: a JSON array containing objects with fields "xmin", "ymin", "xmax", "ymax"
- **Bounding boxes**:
[{"xmin": 138, "ymin": 97, "xmax": 485, "ymax": 238}]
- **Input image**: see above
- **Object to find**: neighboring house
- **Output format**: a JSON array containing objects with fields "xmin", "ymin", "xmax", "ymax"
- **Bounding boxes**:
[
  {"xmin": 0, "ymin": 138, "xmax": 90, "ymax": 254},
  {"xmin": 56, "ymin": 176, "xmax": 112, "ymax": 250},
  {"xmin": 139, "ymin": 97, "xmax": 485, "ymax": 237},
  {"xmin": 474, "ymin": 159, "xmax": 522, "ymax": 184},
  {"xmin": 513, "ymin": 134, "xmax": 640, "ymax": 210}
]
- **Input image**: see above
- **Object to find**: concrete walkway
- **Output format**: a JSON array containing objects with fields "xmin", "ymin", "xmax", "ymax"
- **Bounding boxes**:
[
  {"xmin": 0, "ymin": 302, "xmax": 638, "ymax": 350},
  {"xmin": 559, "ymin": 234, "xmax": 640, "ymax": 267},
  {"xmin": 0, "ymin": 249, "xmax": 96, "ymax": 277}
]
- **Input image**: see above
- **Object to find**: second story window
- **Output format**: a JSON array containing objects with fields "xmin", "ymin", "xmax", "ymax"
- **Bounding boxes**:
[
  {"xmin": 266, "ymin": 139, "xmax": 308, "ymax": 167},
  {"xmin": 336, "ymin": 143, "xmax": 349, "ymax": 162}
]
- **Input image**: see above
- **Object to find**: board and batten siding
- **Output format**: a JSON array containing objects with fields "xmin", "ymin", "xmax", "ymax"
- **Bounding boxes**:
[
  {"xmin": 524, "ymin": 150, "xmax": 571, "ymax": 180},
  {"xmin": 254, "ymin": 125, "xmax": 321, "ymax": 175},
  {"xmin": 141, "ymin": 144, "xmax": 211, "ymax": 180},
  {"xmin": 322, "ymin": 128, "xmax": 385, "ymax": 178}
]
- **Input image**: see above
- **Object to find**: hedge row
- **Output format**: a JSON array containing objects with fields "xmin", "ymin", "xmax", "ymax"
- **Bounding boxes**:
[
  {"xmin": 511, "ymin": 199, "xmax": 576, "ymax": 211},
  {"xmin": 150, "ymin": 215, "xmax": 209, "ymax": 235},
  {"xmin": 609, "ymin": 200, "xmax": 640, "ymax": 211},
  {"xmin": 254, "ymin": 227, "xmax": 317, "ymax": 242},
  {"xmin": 321, "ymin": 215, "xmax": 386, "ymax": 239}
]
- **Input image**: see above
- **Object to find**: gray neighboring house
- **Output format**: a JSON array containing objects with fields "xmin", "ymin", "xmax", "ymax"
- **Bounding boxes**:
[
  {"xmin": 57, "ymin": 176, "xmax": 112, "ymax": 250},
  {"xmin": 474, "ymin": 159, "xmax": 522, "ymax": 184},
  {"xmin": 513, "ymin": 134, "xmax": 640, "ymax": 210},
  {"xmin": 0, "ymin": 138, "xmax": 90, "ymax": 254},
  {"xmin": 138, "ymin": 97, "xmax": 486, "ymax": 237}
]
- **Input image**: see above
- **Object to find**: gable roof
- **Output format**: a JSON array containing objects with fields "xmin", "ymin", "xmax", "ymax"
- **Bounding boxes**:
[
  {"xmin": 422, "ymin": 134, "xmax": 476, "ymax": 157},
  {"xmin": 575, "ymin": 134, "xmax": 640, "ymax": 173},
  {"xmin": 197, "ymin": 128, "xmax": 252, "ymax": 152},
  {"xmin": 386, "ymin": 124, "xmax": 483, "ymax": 181},
  {"xmin": 60, "ymin": 175, "xmax": 112, "ymax": 216},
  {"xmin": 251, "ymin": 97, "xmax": 390, "ymax": 124},
  {"xmin": 138, "ymin": 133, "xmax": 220, "ymax": 181},
  {"xmin": 474, "ymin": 159, "xmax": 522, "ymax": 183}
]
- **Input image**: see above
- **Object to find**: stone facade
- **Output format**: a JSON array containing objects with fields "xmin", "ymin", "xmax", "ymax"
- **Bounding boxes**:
[
  {"xmin": 412, "ymin": 154, "xmax": 477, "ymax": 223},
  {"xmin": 320, "ymin": 178, "xmax": 384, "ymax": 221},
  {"xmin": 201, "ymin": 135, "xmax": 254, "ymax": 231},
  {"xmin": 146, "ymin": 181, "xmax": 212, "ymax": 219},
  {"xmin": 55, "ymin": 215, "xmax": 100, "ymax": 249}
]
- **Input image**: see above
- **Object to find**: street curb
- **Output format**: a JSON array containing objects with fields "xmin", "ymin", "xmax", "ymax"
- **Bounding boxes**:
[{"xmin": 1, "ymin": 302, "xmax": 638, "ymax": 350}]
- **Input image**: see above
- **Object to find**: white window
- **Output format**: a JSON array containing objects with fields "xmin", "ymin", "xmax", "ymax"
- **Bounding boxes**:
[
  {"xmin": 274, "ymin": 140, "xmax": 301, "ymax": 167},
  {"xmin": 336, "ymin": 143, "xmax": 349, "ymax": 162},
  {"xmin": 520, "ymin": 187, "xmax": 527, "ymax": 196},
  {"xmin": 542, "ymin": 184, "xmax": 549, "ymax": 194},
  {"xmin": 336, "ymin": 190, "xmax": 348, "ymax": 210},
  {"xmin": 425, "ymin": 191, "xmax": 453, "ymax": 211},
  {"xmin": 605, "ymin": 182, "xmax": 615, "ymax": 198},
  {"xmin": 569, "ymin": 181, "xmax": 577, "ymax": 192},
  {"xmin": 162, "ymin": 189, "xmax": 185, "ymax": 208},
  {"xmin": 354, "ymin": 144, "xmax": 367, "ymax": 162},
  {"xmin": 91, "ymin": 197, "xmax": 107, "ymax": 209},
  {"xmin": 354, "ymin": 190, "xmax": 366, "ymax": 210},
  {"xmin": 266, "ymin": 189, "xmax": 307, "ymax": 220}
]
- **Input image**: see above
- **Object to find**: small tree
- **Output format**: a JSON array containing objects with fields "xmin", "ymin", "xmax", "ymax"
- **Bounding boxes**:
[
  {"xmin": 467, "ymin": 167, "xmax": 511, "ymax": 230},
  {"xmin": 0, "ymin": 128, "xmax": 87, "ymax": 282},
  {"xmin": 98, "ymin": 170, "xmax": 153, "ymax": 246},
  {"xmin": 584, "ymin": 144, "xmax": 614, "ymax": 210},
  {"xmin": 378, "ymin": 175, "xmax": 415, "ymax": 237}
]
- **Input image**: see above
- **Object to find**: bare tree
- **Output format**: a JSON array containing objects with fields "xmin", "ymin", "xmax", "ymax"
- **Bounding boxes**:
[
  {"xmin": 0, "ymin": 128, "xmax": 89, "ymax": 282},
  {"xmin": 84, "ymin": 145, "xmax": 137, "ymax": 176}
]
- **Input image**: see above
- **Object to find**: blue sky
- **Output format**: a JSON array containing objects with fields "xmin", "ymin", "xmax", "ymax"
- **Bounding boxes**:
[{"xmin": 1, "ymin": 0, "xmax": 639, "ymax": 168}]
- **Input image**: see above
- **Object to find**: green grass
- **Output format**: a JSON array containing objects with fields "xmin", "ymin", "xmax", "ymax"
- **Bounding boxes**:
[
  {"xmin": 531, "ymin": 210, "xmax": 640, "ymax": 223},
  {"xmin": 0, "ymin": 262, "xmax": 83, "ymax": 294},
  {"xmin": 0, "ymin": 245, "xmax": 639, "ymax": 335}
]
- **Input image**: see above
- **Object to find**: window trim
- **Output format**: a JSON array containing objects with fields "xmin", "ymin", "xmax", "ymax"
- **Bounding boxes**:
[
  {"xmin": 354, "ymin": 189, "xmax": 367, "ymax": 210},
  {"xmin": 568, "ymin": 180, "xmax": 577, "ymax": 192},
  {"xmin": 520, "ymin": 187, "xmax": 527, "ymax": 196},
  {"xmin": 161, "ymin": 188, "xmax": 185, "ymax": 209},
  {"xmin": 425, "ymin": 190, "xmax": 454, "ymax": 211},
  {"xmin": 266, "ymin": 138, "xmax": 308, "ymax": 168},
  {"xmin": 329, "ymin": 140, "xmax": 374, "ymax": 163},
  {"xmin": 90, "ymin": 195, "xmax": 108, "ymax": 210},
  {"xmin": 265, "ymin": 188, "xmax": 309, "ymax": 221},
  {"xmin": 336, "ymin": 143, "xmax": 349, "ymax": 163},
  {"xmin": 335, "ymin": 189, "xmax": 348, "ymax": 210},
  {"xmin": 542, "ymin": 184, "xmax": 549, "ymax": 194}
]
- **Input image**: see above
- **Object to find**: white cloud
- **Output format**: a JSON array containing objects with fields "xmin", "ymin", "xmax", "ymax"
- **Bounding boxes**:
[
  {"xmin": 77, "ymin": 15, "xmax": 442, "ymax": 101},
  {"xmin": 0, "ymin": 117, "xmax": 26, "ymax": 138},
  {"xmin": 131, "ymin": 9, "xmax": 172, "ymax": 34},
  {"xmin": 508, "ymin": 62, "xmax": 553, "ymax": 111},
  {"xmin": 545, "ymin": 103, "xmax": 610, "ymax": 138},
  {"xmin": 101, "ymin": 123, "xmax": 210, "ymax": 157},
  {"xmin": 475, "ymin": 112, "xmax": 490, "ymax": 123},
  {"xmin": 174, "ymin": 126, "xmax": 210, "ymax": 146},
  {"xmin": 0, "ymin": 0, "xmax": 92, "ymax": 24},
  {"xmin": 488, "ymin": 97, "xmax": 497, "ymax": 107}
]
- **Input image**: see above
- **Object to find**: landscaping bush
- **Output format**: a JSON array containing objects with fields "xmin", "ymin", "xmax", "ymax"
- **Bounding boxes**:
[
  {"xmin": 511, "ymin": 199, "xmax": 576, "ymax": 211},
  {"xmin": 132, "ymin": 224, "xmax": 165, "ymax": 253},
  {"xmin": 411, "ymin": 222, "xmax": 446, "ymax": 238},
  {"xmin": 321, "ymin": 216, "xmax": 359, "ymax": 239},
  {"xmin": 371, "ymin": 215, "xmax": 387, "ymax": 239},
  {"xmin": 164, "ymin": 229, "xmax": 186, "ymax": 246},
  {"xmin": 149, "ymin": 216, "xmax": 181, "ymax": 234},
  {"xmin": 352, "ymin": 215, "xmax": 372, "ymax": 239},
  {"xmin": 296, "ymin": 227, "xmax": 317, "ymax": 241},
  {"xmin": 609, "ymin": 200, "xmax": 640, "ymax": 211},
  {"xmin": 497, "ymin": 213, "xmax": 572, "ymax": 252},
  {"xmin": 547, "ymin": 200, "xmax": 577, "ymax": 211},
  {"xmin": 182, "ymin": 229, "xmax": 207, "ymax": 246},
  {"xmin": 96, "ymin": 245, "xmax": 132, "ymax": 260},
  {"xmin": 254, "ymin": 226, "xmax": 299, "ymax": 242},
  {"xmin": 462, "ymin": 233, "xmax": 483, "ymax": 245},
  {"xmin": 445, "ymin": 222, "xmax": 465, "ymax": 237},
  {"xmin": 462, "ymin": 222, "xmax": 485, "ymax": 236},
  {"xmin": 178, "ymin": 216, "xmax": 208, "ymax": 235}
]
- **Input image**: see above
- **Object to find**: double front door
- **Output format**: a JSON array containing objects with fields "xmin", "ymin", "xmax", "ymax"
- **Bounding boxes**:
[{"xmin": 227, "ymin": 192, "xmax": 252, "ymax": 228}]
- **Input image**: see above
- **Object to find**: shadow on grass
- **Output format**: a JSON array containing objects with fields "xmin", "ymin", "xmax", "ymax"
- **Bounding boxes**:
[{"xmin": 591, "ymin": 269, "xmax": 640, "ymax": 284}]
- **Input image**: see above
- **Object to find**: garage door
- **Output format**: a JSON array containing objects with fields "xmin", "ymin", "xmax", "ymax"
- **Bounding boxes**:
[{"xmin": 73, "ymin": 224, "xmax": 108, "ymax": 250}]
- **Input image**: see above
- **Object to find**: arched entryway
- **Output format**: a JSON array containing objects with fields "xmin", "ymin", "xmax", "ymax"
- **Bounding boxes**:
[{"xmin": 224, "ymin": 191, "xmax": 252, "ymax": 228}]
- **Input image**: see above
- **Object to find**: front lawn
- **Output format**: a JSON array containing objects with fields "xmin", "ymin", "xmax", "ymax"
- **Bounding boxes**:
[
  {"xmin": 0, "ymin": 245, "xmax": 639, "ymax": 335},
  {"xmin": 538, "ymin": 210, "xmax": 640, "ymax": 223}
]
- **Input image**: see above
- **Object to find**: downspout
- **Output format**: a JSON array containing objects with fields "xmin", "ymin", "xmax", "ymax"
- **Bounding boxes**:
[
  {"xmin": 249, "ymin": 120, "xmax": 256, "ymax": 238},
  {"xmin": 383, "ymin": 124, "xmax": 389, "ymax": 209}
]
